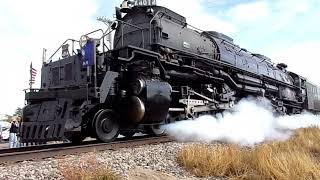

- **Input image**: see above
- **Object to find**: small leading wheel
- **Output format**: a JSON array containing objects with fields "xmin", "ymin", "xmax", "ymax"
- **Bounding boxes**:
[
  {"xmin": 93, "ymin": 109, "xmax": 120, "ymax": 143},
  {"xmin": 145, "ymin": 124, "xmax": 166, "ymax": 136},
  {"xmin": 91, "ymin": 109, "xmax": 104, "ymax": 137}
]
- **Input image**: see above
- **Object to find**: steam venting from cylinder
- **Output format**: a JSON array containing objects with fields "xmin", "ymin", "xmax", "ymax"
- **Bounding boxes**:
[{"xmin": 164, "ymin": 97, "xmax": 320, "ymax": 146}]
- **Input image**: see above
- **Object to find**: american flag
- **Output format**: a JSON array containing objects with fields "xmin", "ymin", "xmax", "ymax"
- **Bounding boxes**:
[{"xmin": 29, "ymin": 62, "xmax": 37, "ymax": 87}]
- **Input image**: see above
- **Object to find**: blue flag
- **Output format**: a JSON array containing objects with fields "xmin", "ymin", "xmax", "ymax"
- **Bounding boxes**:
[{"xmin": 83, "ymin": 40, "xmax": 95, "ymax": 66}]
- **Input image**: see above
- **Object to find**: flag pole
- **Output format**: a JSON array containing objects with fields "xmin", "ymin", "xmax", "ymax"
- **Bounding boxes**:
[
  {"xmin": 30, "ymin": 62, "xmax": 32, "ymax": 89},
  {"xmin": 42, "ymin": 48, "xmax": 47, "ymax": 64}
]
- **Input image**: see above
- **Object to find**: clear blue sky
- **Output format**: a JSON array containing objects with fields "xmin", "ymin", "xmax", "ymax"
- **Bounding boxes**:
[{"xmin": 0, "ymin": 0, "xmax": 319, "ymax": 115}]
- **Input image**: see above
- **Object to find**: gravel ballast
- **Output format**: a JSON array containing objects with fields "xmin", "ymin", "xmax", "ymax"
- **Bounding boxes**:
[{"xmin": 0, "ymin": 142, "xmax": 217, "ymax": 180}]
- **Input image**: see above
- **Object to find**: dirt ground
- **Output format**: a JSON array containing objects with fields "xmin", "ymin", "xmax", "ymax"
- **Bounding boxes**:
[
  {"xmin": 0, "ymin": 142, "xmax": 9, "ymax": 149},
  {"xmin": 128, "ymin": 168, "xmax": 188, "ymax": 180}
]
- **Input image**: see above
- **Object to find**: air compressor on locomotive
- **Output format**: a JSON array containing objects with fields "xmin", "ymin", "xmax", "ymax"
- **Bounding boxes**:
[{"xmin": 20, "ymin": 0, "xmax": 320, "ymax": 143}]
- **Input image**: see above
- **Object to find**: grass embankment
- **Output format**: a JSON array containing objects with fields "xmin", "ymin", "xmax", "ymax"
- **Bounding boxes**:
[
  {"xmin": 59, "ymin": 155, "xmax": 119, "ymax": 180},
  {"xmin": 177, "ymin": 127, "xmax": 320, "ymax": 179}
]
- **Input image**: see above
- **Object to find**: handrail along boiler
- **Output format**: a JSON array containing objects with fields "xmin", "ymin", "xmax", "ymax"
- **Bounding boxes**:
[{"xmin": 21, "ymin": 0, "xmax": 320, "ymax": 143}]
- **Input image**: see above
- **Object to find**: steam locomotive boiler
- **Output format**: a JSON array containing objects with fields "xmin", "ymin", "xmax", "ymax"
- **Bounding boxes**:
[{"xmin": 20, "ymin": 0, "xmax": 320, "ymax": 143}]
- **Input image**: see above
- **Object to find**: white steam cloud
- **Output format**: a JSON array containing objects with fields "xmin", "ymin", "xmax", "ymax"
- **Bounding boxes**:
[{"xmin": 164, "ymin": 98, "xmax": 320, "ymax": 146}]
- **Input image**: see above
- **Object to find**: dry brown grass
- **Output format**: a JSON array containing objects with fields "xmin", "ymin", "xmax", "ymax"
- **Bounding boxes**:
[
  {"xmin": 177, "ymin": 128, "xmax": 320, "ymax": 180},
  {"xmin": 178, "ymin": 144, "xmax": 253, "ymax": 178},
  {"xmin": 58, "ymin": 155, "xmax": 120, "ymax": 180}
]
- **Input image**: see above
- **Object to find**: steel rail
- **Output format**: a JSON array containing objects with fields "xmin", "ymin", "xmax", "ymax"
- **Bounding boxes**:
[{"xmin": 0, "ymin": 136, "xmax": 172, "ymax": 165}]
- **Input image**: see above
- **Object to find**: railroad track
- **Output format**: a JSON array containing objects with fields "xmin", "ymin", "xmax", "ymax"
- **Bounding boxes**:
[{"xmin": 0, "ymin": 136, "xmax": 172, "ymax": 164}]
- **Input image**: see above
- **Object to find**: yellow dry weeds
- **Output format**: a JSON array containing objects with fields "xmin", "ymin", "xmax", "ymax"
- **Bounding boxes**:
[
  {"xmin": 177, "ymin": 128, "xmax": 320, "ymax": 180},
  {"xmin": 58, "ymin": 155, "xmax": 120, "ymax": 180}
]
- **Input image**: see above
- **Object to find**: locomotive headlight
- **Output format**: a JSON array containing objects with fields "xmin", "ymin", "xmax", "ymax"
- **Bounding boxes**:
[{"xmin": 79, "ymin": 35, "xmax": 89, "ymax": 48}]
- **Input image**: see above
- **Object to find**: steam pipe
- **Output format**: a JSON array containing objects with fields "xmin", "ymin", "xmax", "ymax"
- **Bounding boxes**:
[
  {"xmin": 213, "ymin": 70, "xmax": 265, "ymax": 95},
  {"xmin": 213, "ymin": 70, "xmax": 240, "ymax": 90}
]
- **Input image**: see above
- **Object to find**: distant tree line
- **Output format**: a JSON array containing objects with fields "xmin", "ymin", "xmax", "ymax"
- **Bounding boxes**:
[{"xmin": 1, "ymin": 107, "xmax": 22, "ymax": 122}]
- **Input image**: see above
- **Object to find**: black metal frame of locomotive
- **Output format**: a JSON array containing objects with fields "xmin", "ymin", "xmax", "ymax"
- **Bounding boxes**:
[{"xmin": 20, "ymin": 0, "xmax": 320, "ymax": 143}]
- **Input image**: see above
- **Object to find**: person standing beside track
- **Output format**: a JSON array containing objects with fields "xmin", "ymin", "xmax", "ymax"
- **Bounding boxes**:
[
  {"xmin": 9, "ymin": 119, "xmax": 19, "ymax": 148},
  {"xmin": 0, "ymin": 123, "xmax": 2, "ymax": 143},
  {"xmin": 16, "ymin": 116, "xmax": 22, "ymax": 147}
]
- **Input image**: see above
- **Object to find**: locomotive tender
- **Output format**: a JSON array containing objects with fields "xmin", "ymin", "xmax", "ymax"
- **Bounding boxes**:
[{"xmin": 21, "ymin": 0, "xmax": 320, "ymax": 143}]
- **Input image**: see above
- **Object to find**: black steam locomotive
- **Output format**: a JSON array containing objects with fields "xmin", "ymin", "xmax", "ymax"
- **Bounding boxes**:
[{"xmin": 21, "ymin": 0, "xmax": 320, "ymax": 143}]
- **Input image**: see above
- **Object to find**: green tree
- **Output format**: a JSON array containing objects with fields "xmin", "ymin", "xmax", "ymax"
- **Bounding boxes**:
[
  {"xmin": 1, "ymin": 107, "xmax": 22, "ymax": 122},
  {"xmin": 13, "ymin": 107, "xmax": 22, "ymax": 117},
  {"xmin": 3, "ymin": 114, "xmax": 13, "ymax": 122}
]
